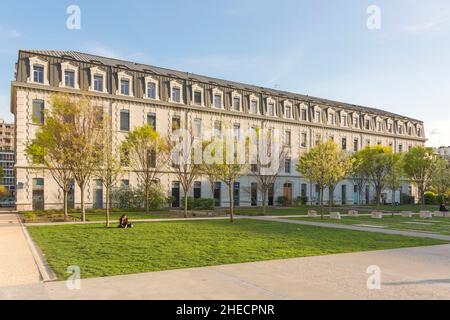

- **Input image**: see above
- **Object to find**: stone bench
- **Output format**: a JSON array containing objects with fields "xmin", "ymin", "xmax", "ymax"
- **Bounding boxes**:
[
  {"xmin": 330, "ymin": 212, "xmax": 341, "ymax": 220},
  {"xmin": 371, "ymin": 212, "xmax": 383, "ymax": 219},
  {"xmin": 419, "ymin": 211, "xmax": 433, "ymax": 219},
  {"xmin": 348, "ymin": 210, "xmax": 358, "ymax": 217},
  {"xmin": 307, "ymin": 210, "xmax": 318, "ymax": 218},
  {"xmin": 401, "ymin": 211, "xmax": 413, "ymax": 218},
  {"xmin": 434, "ymin": 211, "xmax": 450, "ymax": 218}
]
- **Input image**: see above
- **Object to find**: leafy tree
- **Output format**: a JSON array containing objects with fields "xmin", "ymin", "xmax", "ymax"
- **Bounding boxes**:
[
  {"xmin": 431, "ymin": 157, "xmax": 450, "ymax": 205},
  {"xmin": 96, "ymin": 115, "xmax": 122, "ymax": 227},
  {"xmin": 349, "ymin": 152, "xmax": 368, "ymax": 205},
  {"xmin": 354, "ymin": 146, "xmax": 393, "ymax": 206},
  {"xmin": 403, "ymin": 146, "xmax": 439, "ymax": 207},
  {"xmin": 297, "ymin": 140, "xmax": 353, "ymax": 218},
  {"xmin": 385, "ymin": 153, "xmax": 404, "ymax": 205},
  {"xmin": 25, "ymin": 95, "xmax": 75, "ymax": 220},
  {"xmin": 122, "ymin": 124, "xmax": 168, "ymax": 214},
  {"xmin": 167, "ymin": 125, "xmax": 202, "ymax": 218}
]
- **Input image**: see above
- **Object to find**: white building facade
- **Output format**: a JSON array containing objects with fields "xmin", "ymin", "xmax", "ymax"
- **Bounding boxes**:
[{"xmin": 11, "ymin": 50, "xmax": 426, "ymax": 211}]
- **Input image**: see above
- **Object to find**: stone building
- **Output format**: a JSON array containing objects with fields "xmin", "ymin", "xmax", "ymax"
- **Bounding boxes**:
[
  {"xmin": 0, "ymin": 119, "xmax": 15, "ymax": 205},
  {"xmin": 10, "ymin": 50, "xmax": 425, "ymax": 211}
]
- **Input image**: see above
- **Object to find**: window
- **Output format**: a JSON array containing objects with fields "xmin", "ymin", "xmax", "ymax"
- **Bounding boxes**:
[
  {"xmin": 172, "ymin": 116, "xmax": 181, "ymax": 132},
  {"xmin": 64, "ymin": 70, "xmax": 75, "ymax": 88},
  {"xmin": 315, "ymin": 134, "xmax": 321, "ymax": 145},
  {"xmin": 268, "ymin": 102, "xmax": 275, "ymax": 116},
  {"xmin": 193, "ymin": 181, "xmax": 201, "ymax": 199},
  {"xmin": 377, "ymin": 141, "xmax": 382, "ymax": 145},
  {"xmin": 341, "ymin": 115, "xmax": 347, "ymax": 127},
  {"xmin": 172, "ymin": 87, "xmax": 181, "ymax": 103},
  {"xmin": 353, "ymin": 138, "xmax": 359, "ymax": 152},
  {"xmin": 147, "ymin": 82, "xmax": 157, "ymax": 99},
  {"xmin": 120, "ymin": 79, "xmax": 130, "ymax": 96},
  {"xmin": 388, "ymin": 123, "xmax": 393, "ymax": 133},
  {"xmin": 342, "ymin": 137, "xmax": 347, "ymax": 150},
  {"xmin": 366, "ymin": 139, "xmax": 370, "ymax": 146},
  {"xmin": 121, "ymin": 180, "xmax": 130, "ymax": 188},
  {"xmin": 94, "ymin": 74, "xmax": 104, "ymax": 92},
  {"xmin": 365, "ymin": 119, "xmax": 370, "ymax": 130},
  {"xmin": 214, "ymin": 120, "xmax": 222, "ymax": 138},
  {"xmin": 399, "ymin": 144, "xmax": 403, "ymax": 153},
  {"xmin": 285, "ymin": 105, "xmax": 292, "ymax": 119},
  {"xmin": 147, "ymin": 113, "xmax": 156, "ymax": 129},
  {"xmin": 233, "ymin": 123, "xmax": 240, "ymax": 140},
  {"xmin": 214, "ymin": 94, "xmax": 222, "ymax": 108},
  {"xmin": 233, "ymin": 96, "xmax": 241, "ymax": 111},
  {"xmin": 32, "ymin": 100, "xmax": 45, "ymax": 124},
  {"xmin": 417, "ymin": 127, "xmax": 421, "ymax": 137},
  {"xmin": 301, "ymin": 132, "xmax": 307, "ymax": 147},
  {"xmin": 193, "ymin": 91, "xmax": 202, "ymax": 106},
  {"xmin": 251, "ymin": 100, "xmax": 258, "ymax": 114},
  {"xmin": 408, "ymin": 126, "xmax": 413, "ymax": 136},
  {"xmin": 120, "ymin": 110, "xmax": 130, "ymax": 131},
  {"xmin": 33, "ymin": 65, "xmax": 44, "ymax": 84},
  {"xmin": 193, "ymin": 118, "xmax": 202, "ymax": 138},
  {"xmin": 285, "ymin": 158, "xmax": 291, "ymax": 173},
  {"xmin": 329, "ymin": 112, "xmax": 335, "ymax": 125},
  {"xmin": 315, "ymin": 110, "xmax": 321, "ymax": 123},
  {"xmin": 301, "ymin": 108, "xmax": 307, "ymax": 121},
  {"xmin": 285, "ymin": 130, "xmax": 291, "ymax": 147},
  {"xmin": 354, "ymin": 116, "xmax": 359, "ymax": 128},
  {"xmin": 121, "ymin": 147, "xmax": 130, "ymax": 166}
]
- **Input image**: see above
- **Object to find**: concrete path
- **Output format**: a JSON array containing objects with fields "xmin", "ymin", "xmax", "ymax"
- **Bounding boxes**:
[
  {"xmin": 1, "ymin": 244, "xmax": 449, "ymax": 300},
  {"xmin": 251, "ymin": 216, "xmax": 450, "ymax": 241},
  {"xmin": 0, "ymin": 213, "xmax": 41, "ymax": 287}
]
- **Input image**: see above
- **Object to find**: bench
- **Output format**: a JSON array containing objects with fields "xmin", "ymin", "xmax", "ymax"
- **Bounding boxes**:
[
  {"xmin": 330, "ymin": 212, "xmax": 341, "ymax": 220},
  {"xmin": 307, "ymin": 210, "xmax": 318, "ymax": 218},
  {"xmin": 419, "ymin": 211, "xmax": 433, "ymax": 219},
  {"xmin": 401, "ymin": 211, "xmax": 413, "ymax": 218},
  {"xmin": 348, "ymin": 210, "xmax": 359, "ymax": 217},
  {"xmin": 371, "ymin": 212, "xmax": 383, "ymax": 219},
  {"xmin": 434, "ymin": 211, "xmax": 450, "ymax": 217}
]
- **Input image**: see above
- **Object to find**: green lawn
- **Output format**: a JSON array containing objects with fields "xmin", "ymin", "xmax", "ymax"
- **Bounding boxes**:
[
  {"xmin": 290, "ymin": 215, "xmax": 450, "ymax": 235},
  {"xmin": 350, "ymin": 204, "xmax": 439, "ymax": 212},
  {"xmin": 28, "ymin": 219, "xmax": 445, "ymax": 280}
]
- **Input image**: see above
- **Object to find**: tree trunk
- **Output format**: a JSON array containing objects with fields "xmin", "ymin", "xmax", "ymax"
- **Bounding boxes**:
[
  {"xmin": 228, "ymin": 181, "xmax": 234, "ymax": 223},
  {"xmin": 80, "ymin": 185, "xmax": 86, "ymax": 222},
  {"xmin": 376, "ymin": 186, "xmax": 382, "ymax": 207},
  {"xmin": 63, "ymin": 190, "xmax": 68, "ymax": 221},
  {"xmin": 184, "ymin": 189, "xmax": 188, "ymax": 218},
  {"xmin": 262, "ymin": 188, "xmax": 267, "ymax": 215},
  {"xmin": 328, "ymin": 186, "xmax": 334, "ymax": 211},
  {"xmin": 420, "ymin": 185, "xmax": 425, "ymax": 208},
  {"xmin": 320, "ymin": 187, "xmax": 324, "ymax": 219},
  {"xmin": 145, "ymin": 184, "xmax": 149, "ymax": 214},
  {"xmin": 105, "ymin": 186, "xmax": 110, "ymax": 227}
]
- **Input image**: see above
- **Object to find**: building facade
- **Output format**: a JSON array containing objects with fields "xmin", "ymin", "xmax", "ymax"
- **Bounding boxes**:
[
  {"xmin": 11, "ymin": 50, "xmax": 426, "ymax": 211},
  {"xmin": 436, "ymin": 146, "xmax": 450, "ymax": 163},
  {"xmin": 0, "ymin": 119, "xmax": 15, "ymax": 206}
]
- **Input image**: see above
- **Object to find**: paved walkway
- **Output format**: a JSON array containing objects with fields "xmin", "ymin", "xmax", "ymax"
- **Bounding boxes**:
[
  {"xmin": 251, "ymin": 216, "xmax": 450, "ymax": 241},
  {"xmin": 0, "ymin": 213, "xmax": 41, "ymax": 287},
  {"xmin": 1, "ymin": 244, "xmax": 449, "ymax": 299}
]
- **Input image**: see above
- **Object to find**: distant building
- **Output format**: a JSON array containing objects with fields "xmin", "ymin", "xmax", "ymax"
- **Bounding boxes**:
[
  {"xmin": 436, "ymin": 146, "xmax": 450, "ymax": 162},
  {"xmin": 0, "ymin": 119, "xmax": 15, "ymax": 206}
]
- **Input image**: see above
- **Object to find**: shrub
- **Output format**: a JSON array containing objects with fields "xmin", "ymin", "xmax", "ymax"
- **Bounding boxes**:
[
  {"xmin": 181, "ymin": 197, "xmax": 214, "ymax": 210},
  {"xmin": 436, "ymin": 194, "xmax": 448, "ymax": 205},
  {"xmin": 424, "ymin": 191, "xmax": 437, "ymax": 205},
  {"xmin": 401, "ymin": 193, "xmax": 415, "ymax": 205},
  {"xmin": 277, "ymin": 196, "xmax": 288, "ymax": 206},
  {"xmin": 111, "ymin": 184, "xmax": 168, "ymax": 210}
]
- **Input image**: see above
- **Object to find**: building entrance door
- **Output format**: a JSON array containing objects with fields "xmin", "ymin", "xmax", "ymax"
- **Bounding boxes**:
[
  {"xmin": 172, "ymin": 181, "xmax": 180, "ymax": 208},
  {"xmin": 283, "ymin": 183, "xmax": 292, "ymax": 206}
]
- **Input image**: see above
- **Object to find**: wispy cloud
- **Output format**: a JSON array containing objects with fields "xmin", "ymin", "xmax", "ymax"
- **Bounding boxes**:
[
  {"xmin": 0, "ymin": 26, "xmax": 21, "ymax": 39},
  {"xmin": 403, "ymin": 16, "xmax": 450, "ymax": 33}
]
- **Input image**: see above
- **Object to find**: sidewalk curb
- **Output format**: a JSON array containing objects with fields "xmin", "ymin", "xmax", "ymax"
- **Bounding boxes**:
[{"xmin": 18, "ymin": 215, "xmax": 58, "ymax": 282}]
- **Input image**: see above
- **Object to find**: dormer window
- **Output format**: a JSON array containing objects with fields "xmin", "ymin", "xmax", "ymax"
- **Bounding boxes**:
[
  {"xmin": 144, "ymin": 76, "xmax": 159, "ymax": 100},
  {"xmin": 231, "ymin": 93, "xmax": 241, "ymax": 111},
  {"xmin": 116, "ymin": 71, "xmax": 133, "ymax": 97},
  {"xmin": 328, "ymin": 111, "xmax": 335, "ymax": 125},
  {"xmin": 365, "ymin": 119, "xmax": 370, "ymax": 130},
  {"xmin": 341, "ymin": 113, "xmax": 347, "ymax": 127},
  {"xmin": 249, "ymin": 95, "xmax": 259, "ymax": 114},
  {"xmin": 169, "ymin": 80, "xmax": 183, "ymax": 104},
  {"xmin": 194, "ymin": 91, "xmax": 202, "ymax": 105},
  {"xmin": 353, "ymin": 116, "xmax": 359, "ymax": 128},
  {"xmin": 28, "ymin": 57, "xmax": 49, "ymax": 86},
  {"xmin": 34, "ymin": 65, "xmax": 44, "ymax": 83},
  {"xmin": 172, "ymin": 87, "xmax": 181, "ymax": 102},
  {"xmin": 94, "ymin": 74, "xmax": 104, "ymax": 92},
  {"xmin": 121, "ymin": 79, "xmax": 130, "ymax": 95},
  {"xmin": 212, "ymin": 88, "xmax": 223, "ymax": 108},
  {"xmin": 266, "ymin": 98, "xmax": 276, "ymax": 116},
  {"xmin": 191, "ymin": 84, "xmax": 203, "ymax": 106},
  {"xmin": 300, "ymin": 107, "xmax": 307, "ymax": 121},
  {"xmin": 89, "ymin": 67, "xmax": 107, "ymax": 93},
  {"xmin": 284, "ymin": 101, "xmax": 293, "ymax": 119},
  {"xmin": 64, "ymin": 70, "xmax": 75, "ymax": 88},
  {"xmin": 315, "ymin": 110, "xmax": 321, "ymax": 123}
]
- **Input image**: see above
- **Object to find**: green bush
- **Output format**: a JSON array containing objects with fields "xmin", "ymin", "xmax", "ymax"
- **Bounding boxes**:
[
  {"xmin": 401, "ymin": 193, "xmax": 415, "ymax": 205},
  {"xmin": 111, "ymin": 184, "xmax": 168, "ymax": 210},
  {"xmin": 424, "ymin": 191, "xmax": 437, "ymax": 205},
  {"xmin": 436, "ymin": 194, "xmax": 448, "ymax": 205},
  {"xmin": 181, "ymin": 197, "xmax": 214, "ymax": 210},
  {"xmin": 277, "ymin": 196, "xmax": 288, "ymax": 206}
]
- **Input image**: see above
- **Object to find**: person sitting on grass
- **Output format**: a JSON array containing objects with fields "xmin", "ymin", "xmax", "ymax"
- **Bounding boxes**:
[
  {"xmin": 118, "ymin": 214, "xmax": 133, "ymax": 228},
  {"xmin": 439, "ymin": 203, "xmax": 448, "ymax": 212}
]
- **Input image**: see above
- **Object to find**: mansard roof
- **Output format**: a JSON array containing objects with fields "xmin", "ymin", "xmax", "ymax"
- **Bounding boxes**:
[{"xmin": 20, "ymin": 49, "xmax": 422, "ymax": 123}]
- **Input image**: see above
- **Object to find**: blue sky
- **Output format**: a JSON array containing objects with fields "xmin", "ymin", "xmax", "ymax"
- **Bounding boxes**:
[{"xmin": 0, "ymin": 0, "xmax": 449, "ymax": 146}]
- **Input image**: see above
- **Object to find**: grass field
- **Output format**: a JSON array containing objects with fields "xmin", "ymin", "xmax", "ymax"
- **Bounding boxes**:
[
  {"xmin": 290, "ymin": 215, "xmax": 450, "ymax": 235},
  {"xmin": 28, "ymin": 219, "xmax": 445, "ymax": 279}
]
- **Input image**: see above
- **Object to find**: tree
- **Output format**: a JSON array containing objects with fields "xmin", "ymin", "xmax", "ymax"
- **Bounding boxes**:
[
  {"xmin": 122, "ymin": 124, "xmax": 168, "ymax": 214},
  {"xmin": 96, "ymin": 115, "xmax": 122, "ymax": 227},
  {"xmin": 247, "ymin": 128, "xmax": 288, "ymax": 215},
  {"xmin": 25, "ymin": 95, "xmax": 74, "ymax": 220},
  {"xmin": 431, "ymin": 157, "xmax": 450, "ymax": 205},
  {"xmin": 54, "ymin": 94, "xmax": 104, "ymax": 222},
  {"xmin": 403, "ymin": 146, "xmax": 439, "ymax": 207},
  {"xmin": 167, "ymin": 125, "xmax": 202, "ymax": 218},
  {"xmin": 349, "ymin": 152, "xmax": 368, "ymax": 205},
  {"xmin": 297, "ymin": 140, "xmax": 352, "ymax": 218},
  {"xmin": 385, "ymin": 153, "xmax": 404, "ymax": 205},
  {"xmin": 355, "ymin": 146, "xmax": 392, "ymax": 206}
]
